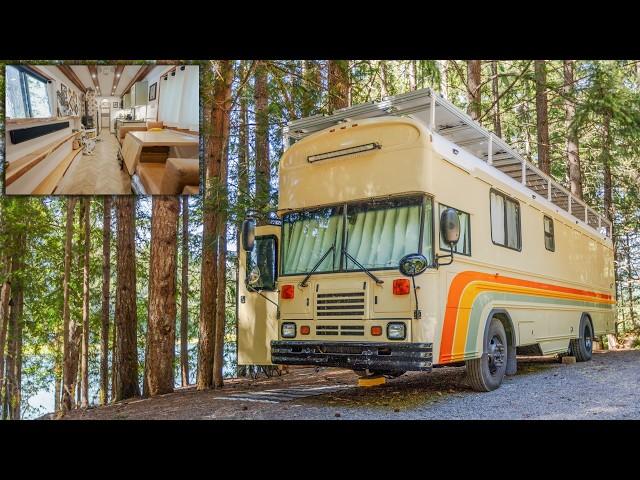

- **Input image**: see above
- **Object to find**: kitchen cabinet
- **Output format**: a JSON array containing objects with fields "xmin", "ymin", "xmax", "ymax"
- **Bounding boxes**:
[
  {"xmin": 123, "ymin": 93, "xmax": 131, "ymax": 109},
  {"xmin": 130, "ymin": 80, "xmax": 149, "ymax": 107}
]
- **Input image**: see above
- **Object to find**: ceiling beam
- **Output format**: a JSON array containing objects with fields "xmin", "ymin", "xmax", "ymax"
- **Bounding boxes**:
[
  {"xmin": 57, "ymin": 65, "xmax": 87, "ymax": 93},
  {"xmin": 121, "ymin": 65, "xmax": 154, "ymax": 97},
  {"xmin": 111, "ymin": 65, "xmax": 125, "ymax": 96},
  {"xmin": 87, "ymin": 65, "xmax": 101, "ymax": 93}
]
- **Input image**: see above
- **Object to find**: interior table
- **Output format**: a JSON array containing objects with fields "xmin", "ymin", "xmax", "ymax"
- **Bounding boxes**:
[{"xmin": 122, "ymin": 129, "xmax": 199, "ymax": 176}]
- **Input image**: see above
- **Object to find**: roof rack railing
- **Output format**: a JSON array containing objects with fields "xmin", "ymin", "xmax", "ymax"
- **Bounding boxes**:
[{"xmin": 284, "ymin": 88, "xmax": 612, "ymax": 239}]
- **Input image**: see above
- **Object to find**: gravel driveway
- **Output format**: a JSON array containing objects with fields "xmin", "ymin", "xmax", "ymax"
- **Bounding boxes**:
[
  {"xmin": 215, "ymin": 350, "xmax": 640, "ymax": 420},
  {"xmin": 57, "ymin": 349, "xmax": 640, "ymax": 420}
]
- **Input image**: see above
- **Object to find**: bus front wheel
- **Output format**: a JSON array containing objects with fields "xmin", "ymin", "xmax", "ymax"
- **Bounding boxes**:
[{"xmin": 466, "ymin": 318, "xmax": 507, "ymax": 392}]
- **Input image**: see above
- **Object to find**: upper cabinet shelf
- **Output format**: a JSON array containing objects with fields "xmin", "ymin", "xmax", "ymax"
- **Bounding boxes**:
[{"xmin": 130, "ymin": 80, "xmax": 149, "ymax": 107}]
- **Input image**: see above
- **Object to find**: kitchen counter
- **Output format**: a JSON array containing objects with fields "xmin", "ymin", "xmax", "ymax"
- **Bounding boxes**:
[{"xmin": 116, "ymin": 119, "xmax": 147, "ymax": 123}]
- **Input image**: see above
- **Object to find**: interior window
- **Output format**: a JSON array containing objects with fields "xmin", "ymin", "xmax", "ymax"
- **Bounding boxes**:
[
  {"xmin": 5, "ymin": 65, "xmax": 52, "ymax": 119},
  {"xmin": 544, "ymin": 215, "xmax": 555, "ymax": 252},
  {"xmin": 439, "ymin": 204, "xmax": 471, "ymax": 256},
  {"xmin": 246, "ymin": 236, "xmax": 278, "ymax": 291},
  {"xmin": 490, "ymin": 190, "xmax": 521, "ymax": 250}
]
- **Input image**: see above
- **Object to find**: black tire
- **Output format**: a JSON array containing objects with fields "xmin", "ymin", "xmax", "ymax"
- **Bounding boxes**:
[
  {"xmin": 354, "ymin": 369, "xmax": 406, "ymax": 379},
  {"xmin": 466, "ymin": 318, "xmax": 507, "ymax": 392},
  {"xmin": 569, "ymin": 316, "xmax": 593, "ymax": 362}
]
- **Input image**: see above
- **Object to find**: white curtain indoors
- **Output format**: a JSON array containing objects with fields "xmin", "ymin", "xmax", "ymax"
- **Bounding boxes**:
[
  {"xmin": 158, "ymin": 65, "xmax": 199, "ymax": 131},
  {"xmin": 505, "ymin": 199, "xmax": 519, "ymax": 249},
  {"xmin": 490, "ymin": 192, "xmax": 505, "ymax": 245}
]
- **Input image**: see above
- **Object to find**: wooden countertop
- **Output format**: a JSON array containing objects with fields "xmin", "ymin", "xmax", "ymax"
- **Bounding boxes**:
[{"xmin": 129, "ymin": 130, "xmax": 199, "ymax": 145}]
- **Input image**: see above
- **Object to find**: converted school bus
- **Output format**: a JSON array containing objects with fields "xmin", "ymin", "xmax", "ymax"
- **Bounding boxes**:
[{"xmin": 238, "ymin": 88, "xmax": 615, "ymax": 391}]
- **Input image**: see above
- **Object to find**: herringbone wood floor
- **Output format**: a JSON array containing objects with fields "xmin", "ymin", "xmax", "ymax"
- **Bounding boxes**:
[{"xmin": 55, "ymin": 130, "xmax": 131, "ymax": 195}]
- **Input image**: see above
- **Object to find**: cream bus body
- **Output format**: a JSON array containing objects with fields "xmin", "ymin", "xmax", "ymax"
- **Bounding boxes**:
[{"xmin": 238, "ymin": 113, "xmax": 615, "ymax": 390}]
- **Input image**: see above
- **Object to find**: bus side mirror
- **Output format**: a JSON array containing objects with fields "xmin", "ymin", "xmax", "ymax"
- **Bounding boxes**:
[
  {"xmin": 399, "ymin": 253, "xmax": 428, "ymax": 277},
  {"xmin": 440, "ymin": 208, "xmax": 460, "ymax": 245},
  {"xmin": 436, "ymin": 208, "xmax": 460, "ymax": 267},
  {"xmin": 241, "ymin": 218, "xmax": 256, "ymax": 252},
  {"xmin": 399, "ymin": 253, "xmax": 427, "ymax": 320}
]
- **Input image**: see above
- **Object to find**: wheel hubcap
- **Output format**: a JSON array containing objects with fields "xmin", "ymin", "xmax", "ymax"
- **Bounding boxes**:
[
  {"xmin": 584, "ymin": 328, "xmax": 592, "ymax": 351},
  {"xmin": 487, "ymin": 335, "xmax": 505, "ymax": 375}
]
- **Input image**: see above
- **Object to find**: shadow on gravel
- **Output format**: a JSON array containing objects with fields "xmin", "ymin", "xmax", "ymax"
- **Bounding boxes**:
[{"xmin": 304, "ymin": 355, "xmax": 560, "ymax": 412}]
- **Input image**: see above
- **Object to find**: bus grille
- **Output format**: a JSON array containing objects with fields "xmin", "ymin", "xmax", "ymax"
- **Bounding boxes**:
[
  {"xmin": 316, "ymin": 292, "xmax": 365, "ymax": 319},
  {"xmin": 316, "ymin": 325, "xmax": 365, "ymax": 336}
]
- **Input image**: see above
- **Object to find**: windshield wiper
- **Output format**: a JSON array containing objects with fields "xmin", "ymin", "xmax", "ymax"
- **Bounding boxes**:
[
  {"xmin": 343, "ymin": 250, "xmax": 384, "ymax": 285},
  {"xmin": 299, "ymin": 245, "xmax": 335, "ymax": 287}
]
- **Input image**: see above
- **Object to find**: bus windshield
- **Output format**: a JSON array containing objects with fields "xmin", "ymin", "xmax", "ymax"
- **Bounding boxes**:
[{"xmin": 282, "ymin": 195, "xmax": 432, "ymax": 276}]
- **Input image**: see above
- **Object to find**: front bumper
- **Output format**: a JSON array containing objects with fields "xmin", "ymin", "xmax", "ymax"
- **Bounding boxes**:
[{"xmin": 271, "ymin": 341, "xmax": 433, "ymax": 372}]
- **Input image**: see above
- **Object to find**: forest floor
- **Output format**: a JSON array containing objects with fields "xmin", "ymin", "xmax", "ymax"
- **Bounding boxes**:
[{"xmin": 52, "ymin": 349, "xmax": 640, "ymax": 420}]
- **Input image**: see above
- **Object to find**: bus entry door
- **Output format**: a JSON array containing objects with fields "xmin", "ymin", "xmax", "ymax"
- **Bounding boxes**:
[{"xmin": 237, "ymin": 225, "xmax": 280, "ymax": 366}]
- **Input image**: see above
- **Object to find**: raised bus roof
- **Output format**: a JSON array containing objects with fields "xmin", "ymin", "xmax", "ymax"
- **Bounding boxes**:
[{"xmin": 283, "ymin": 87, "xmax": 612, "ymax": 239}]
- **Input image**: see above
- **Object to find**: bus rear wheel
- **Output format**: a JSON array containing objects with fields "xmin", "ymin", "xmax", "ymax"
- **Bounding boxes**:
[
  {"xmin": 466, "ymin": 318, "xmax": 507, "ymax": 392},
  {"xmin": 569, "ymin": 316, "xmax": 593, "ymax": 362}
]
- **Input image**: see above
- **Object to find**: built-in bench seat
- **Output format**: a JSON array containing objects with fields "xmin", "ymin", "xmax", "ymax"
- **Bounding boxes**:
[{"xmin": 138, "ymin": 157, "xmax": 199, "ymax": 195}]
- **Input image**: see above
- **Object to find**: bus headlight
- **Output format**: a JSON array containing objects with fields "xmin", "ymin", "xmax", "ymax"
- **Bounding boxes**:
[
  {"xmin": 387, "ymin": 322, "xmax": 406, "ymax": 340},
  {"xmin": 281, "ymin": 322, "xmax": 296, "ymax": 338}
]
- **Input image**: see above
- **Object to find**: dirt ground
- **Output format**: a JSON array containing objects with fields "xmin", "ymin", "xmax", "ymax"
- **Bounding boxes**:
[{"xmin": 51, "ymin": 349, "xmax": 640, "ymax": 420}]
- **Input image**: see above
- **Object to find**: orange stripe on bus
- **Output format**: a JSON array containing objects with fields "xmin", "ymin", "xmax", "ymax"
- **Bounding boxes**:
[{"xmin": 439, "ymin": 271, "xmax": 613, "ymax": 363}]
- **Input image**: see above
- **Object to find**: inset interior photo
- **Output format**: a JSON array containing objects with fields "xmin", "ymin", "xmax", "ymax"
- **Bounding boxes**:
[{"xmin": 4, "ymin": 64, "xmax": 200, "ymax": 195}]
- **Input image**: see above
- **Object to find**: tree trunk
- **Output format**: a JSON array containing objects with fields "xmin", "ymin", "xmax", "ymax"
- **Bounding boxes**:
[
  {"xmin": 114, "ymin": 196, "xmax": 140, "ymax": 401},
  {"xmin": 328, "ymin": 60, "xmax": 350, "ymax": 112},
  {"xmin": 563, "ymin": 60, "xmax": 583, "ymax": 199},
  {"xmin": 438, "ymin": 60, "xmax": 448, "ymax": 98},
  {"xmin": 145, "ymin": 196, "xmax": 179, "ymax": 397},
  {"xmin": 180, "ymin": 196, "xmax": 190, "ymax": 387},
  {"xmin": 534, "ymin": 60, "xmax": 551, "ymax": 175},
  {"xmin": 214, "ymin": 59, "xmax": 232, "ymax": 388},
  {"xmin": 626, "ymin": 234, "xmax": 636, "ymax": 326},
  {"xmin": 466, "ymin": 60, "xmax": 482, "ymax": 121},
  {"xmin": 213, "ymin": 202, "xmax": 228, "ymax": 388},
  {"xmin": 602, "ymin": 111, "xmax": 614, "ymax": 224},
  {"xmin": 62, "ymin": 198, "xmax": 80, "ymax": 413},
  {"xmin": 254, "ymin": 60, "xmax": 271, "ymax": 225},
  {"xmin": 100, "ymin": 196, "xmax": 111, "ymax": 405},
  {"xmin": 80, "ymin": 198, "xmax": 90, "ymax": 408},
  {"xmin": 111, "ymin": 316, "xmax": 117, "ymax": 400},
  {"xmin": 198, "ymin": 60, "xmax": 232, "ymax": 389},
  {"xmin": 491, "ymin": 61, "xmax": 502, "ymax": 137},
  {"xmin": 409, "ymin": 60, "xmax": 417, "ymax": 91},
  {"xmin": 379, "ymin": 61, "xmax": 389, "ymax": 97},
  {"xmin": 0, "ymin": 264, "xmax": 11, "ymax": 403},
  {"xmin": 212, "ymin": 61, "xmax": 232, "ymax": 388},
  {"xmin": 4, "ymin": 231, "xmax": 25, "ymax": 420},
  {"xmin": 302, "ymin": 60, "xmax": 322, "ymax": 117}
]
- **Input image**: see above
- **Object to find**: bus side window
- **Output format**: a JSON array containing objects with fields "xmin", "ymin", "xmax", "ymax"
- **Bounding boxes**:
[
  {"xmin": 544, "ymin": 215, "xmax": 555, "ymax": 252},
  {"xmin": 490, "ymin": 189, "xmax": 521, "ymax": 251},
  {"xmin": 246, "ymin": 235, "xmax": 278, "ymax": 291}
]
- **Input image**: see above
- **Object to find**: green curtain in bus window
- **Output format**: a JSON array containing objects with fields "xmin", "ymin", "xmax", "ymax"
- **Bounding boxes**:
[
  {"xmin": 490, "ymin": 192, "xmax": 505, "ymax": 245},
  {"xmin": 544, "ymin": 216, "xmax": 555, "ymax": 251},
  {"xmin": 283, "ymin": 207, "xmax": 342, "ymax": 274},
  {"xmin": 506, "ymin": 199, "xmax": 520, "ymax": 249},
  {"xmin": 422, "ymin": 200, "xmax": 433, "ymax": 262},
  {"xmin": 345, "ymin": 198, "xmax": 422, "ymax": 270}
]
